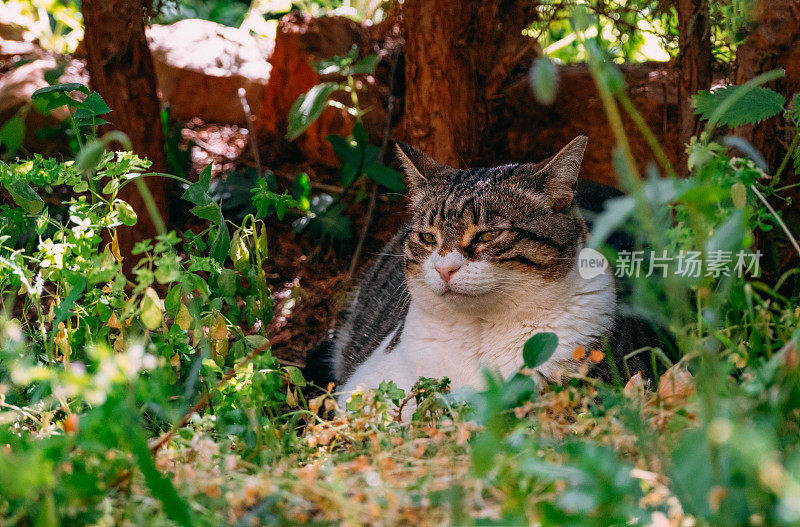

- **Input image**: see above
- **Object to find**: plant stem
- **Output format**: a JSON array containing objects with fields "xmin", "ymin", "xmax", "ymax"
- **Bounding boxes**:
[
  {"xmin": 751, "ymin": 184, "xmax": 800, "ymax": 260},
  {"xmin": 134, "ymin": 179, "xmax": 167, "ymax": 237},
  {"xmin": 774, "ymin": 131, "xmax": 799, "ymax": 184},
  {"xmin": 238, "ymin": 87, "xmax": 263, "ymax": 180},
  {"xmin": 347, "ymin": 48, "xmax": 399, "ymax": 277},
  {"xmin": 617, "ymin": 91, "xmax": 677, "ymax": 179},
  {"xmin": 117, "ymin": 172, "xmax": 192, "ymax": 190}
]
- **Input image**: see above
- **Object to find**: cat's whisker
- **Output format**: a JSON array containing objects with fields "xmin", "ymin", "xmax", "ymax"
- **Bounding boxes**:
[{"xmin": 328, "ymin": 137, "xmax": 655, "ymax": 403}]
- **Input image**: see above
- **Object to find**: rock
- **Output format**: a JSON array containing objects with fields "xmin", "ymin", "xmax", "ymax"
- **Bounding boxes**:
[
  {"xmin": 146, "ymin": 19, "xmax": 273, "ymax": 126},
  {"xmin": 0, "ymin": 57, "xmax": 88, "ymax": 154},
  {"xmin": 502, "ymin": 63, "xmax": 682, "ymax": 188},
  {"xmin": 0, "ymin": 39, "xmax": 38, "ymax": 59}
]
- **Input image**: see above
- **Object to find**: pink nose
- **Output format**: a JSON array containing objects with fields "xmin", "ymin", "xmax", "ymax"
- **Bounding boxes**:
[{"xmin": 435, "ymin": 264, "xmax": 461, "ymax": 283}]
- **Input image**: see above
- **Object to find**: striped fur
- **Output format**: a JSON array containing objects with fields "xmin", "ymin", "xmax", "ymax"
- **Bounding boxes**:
[{"xmin": 331, "ymin": 137, "xmax": 622, "ymax": 403}]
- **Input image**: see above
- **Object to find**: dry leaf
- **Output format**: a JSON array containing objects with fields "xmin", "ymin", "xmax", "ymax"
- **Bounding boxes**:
[
  {"xmin": 317, "ymin": 427, "xmax": 336, "ymax": 446},
  {"xmin": 298, "ymin": 462, "xmax": 318, "ymax": 486},
  {"xmin": 204, "ymin": 484, "xmax": 221, "ymax": 498},
  {"xmin": 210, "ymin": 312, "xmax": 228, "ymax": 340},
  {"xmin": 107, "ymin": 312, "xmax": 123, "ymax": 329},
  {"xmin": 456, "ymin": 426, "xmax": 472, "ymax": 445},
  {"xmin": 64, "ymin": 413, "xmax": 79, "ymax": 434},
  {"xmin": 309, "ymin": 394, "xmax": 326, "ymax": 414},
  {"xmin": 623, "ymin": 371, "xmax": 647, "ymax": 399},
  {"xmin": 658, "ymin": 363, "xmax": 695, "ymax": 405},
  {"xmin": 175, "ymin": 303, "xmax": 192, "ymax": 331},
  {"xmin": 286, "ymin": 387, "xmax": 298, "ymax": 407},
  {"xmin": 107, "ymin": 230, "xmax": 123, "ymax": 264},
  {"xmin": 707, "ymin": 486, "xmax": 728, "ymax": 512},
  {"xmin": 780, "ymin": 340, "xmax": 798, "ymax": 369}
]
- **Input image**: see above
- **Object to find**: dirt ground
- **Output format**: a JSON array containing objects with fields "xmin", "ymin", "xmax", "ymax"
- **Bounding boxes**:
[{"xmin": 179, "ymin": 120, "xmax": 408, "ymax": 366}]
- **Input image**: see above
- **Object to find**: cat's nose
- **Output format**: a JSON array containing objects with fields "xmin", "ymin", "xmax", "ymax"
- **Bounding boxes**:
[{"xmin": 435, "ymin": 264, "xmax": 461, "ymax": 283}]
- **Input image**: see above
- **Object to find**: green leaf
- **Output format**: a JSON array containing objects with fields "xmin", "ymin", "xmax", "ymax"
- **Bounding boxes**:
[
  {"xmin": 530, "ymin": 57, "xmax": 558, "ymax": 105},
  {"xmin": 31, "ymin": 82, "xmax": 90, "ymax": 99},
  {"xmin": 365, "ymin": 164, "xmax": 406, "ymax": 193},
  {"xmin": 587, "ymin": 196, "xmax": 635, "ymax": 248},
  {"xmin": 706, "ymin": 210, "xmax": 744, "ymax": 254},
  {"xmin": 292, "ymin": 172, "xmax": 311, "ymax": 211},
  {"xmin": 255, "ymin": 225, "xmax": 268, "ymax": 257},
  {"xmin": 164, "ymin": 284, "xmax": 182, "ymax": 317},
  {"xmin": 52, "ymin": 277, "xmax": 85, "ymax": 330},
  {"xmin": 189, "ymin": 203, "xmax": 221, "ymax": 223},
  {"xmin": 75, "ymin": 140, "xmax": 106, "ymax": 172},
  {"xmin": 694, "ymin": 85, "xmax": 786, "ymax": 128},
  {"xmin": 347, "ymin": 54, "xmax": 380, "ymax": 75},
  {"xmin": 309, "ymin": 202, "xmax": 352, "ymax": 242},
  {"xmin": 522, "ymin": 332, "xmax": 559, "ymax": 368},
  {"xmin": 115, "ymin": 200, "xmax": 138, "ymax": 226},
  {"xmin": 245, "ymin": 334, "xmax": 268, "ymax": 349},
  {"xmin": 286, "ymin": 82, "xmax": 339, "ymax": 141},
  {"xmin": 313, "ymin": 46, "xmax": 358, "ymax": 75},
  {"xmin": 470, "ymin": 433, "xmax": 499, "ymax": 476},
  {"xmin": 209, "ymin": 209, "xmax": 231, "ymax": 265},
  {"xmin": 34, "ymin": 491, "xmax": 56, "ymax": 527},
  {"xmin": 285, "ymin": 366, "xmax": 307, "ymax": 387},
  {"xmin": 327, "ymin": 134, "xmax": 359, "ymax": 165},
  {"xmin": 181, "ymin": 164, "xmax": 213, "ymax": 206},
  {"xmin": 43, "ymin": 66, "xmax": 64, "ymax": 85},
  {"xmin": 0, "ymin": 117, "xmax": 25, "ymax": 155},
  {"xmin": 81, "ymin": 92, "xmax": 111, "ymax": 115},
  {"xmin": 352, "ymin": 121, "xmax": 368, "ymax": 146},
  {"xmin": 218, "ymin": 268, "xmax": 237, "ymax": 297},
  {"xmin": 6, "ymin": 179, "xmax": 45, "ymax": 214},
  {"xmin": 140, "ymin": 287, "xmax": 163, "ymax": 331},
  {"xmin": 130, "ymin": 429, "xmax": 193, "ymax": 526}
]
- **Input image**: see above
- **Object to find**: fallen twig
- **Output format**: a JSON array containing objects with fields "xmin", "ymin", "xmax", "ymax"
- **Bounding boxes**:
[{"xmin": 238, "ymin": 87, "xmax": 263, "ymax": 180}]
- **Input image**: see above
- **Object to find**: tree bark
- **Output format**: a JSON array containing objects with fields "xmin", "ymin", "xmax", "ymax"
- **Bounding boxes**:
[
  {"xmin": 676, "ymin": 0, "xmax": 713, "ymax": 173},
  {"xmin": 82, "ymin": 0, "xmax": 169, "ymax": 261},
  {"xmin": 734, "ymin": 0, "xmax": 800, "ymax": 171},
  {"xmin": 401, "ymin": 0, "xmax": 539, "ymax": 167},
  {"xmin": 734, "ymin": 0, "xmax": 800, "ymax": 278}
]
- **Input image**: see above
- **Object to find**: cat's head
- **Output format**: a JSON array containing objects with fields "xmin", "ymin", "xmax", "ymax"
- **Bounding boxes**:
[{"xmin": 396, "ymin": 136, "xmax": 589, "ymax": 314}]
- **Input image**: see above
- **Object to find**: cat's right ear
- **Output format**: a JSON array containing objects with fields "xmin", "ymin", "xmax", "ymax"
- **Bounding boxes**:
[{"xmin": 395, "ymin": 142, "xmax": 446, "ymax": 195}]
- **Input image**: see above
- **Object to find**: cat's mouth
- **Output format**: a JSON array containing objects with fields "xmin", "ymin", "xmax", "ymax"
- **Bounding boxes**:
[{"xmin": 440, "ymin": 286, "xmax": 483, "ymax": 298}]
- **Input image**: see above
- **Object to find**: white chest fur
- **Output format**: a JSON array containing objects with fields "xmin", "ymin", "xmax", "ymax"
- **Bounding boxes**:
[{"xmin": 338, "ymin": 264, "xmax": 616, "ymax": 403}]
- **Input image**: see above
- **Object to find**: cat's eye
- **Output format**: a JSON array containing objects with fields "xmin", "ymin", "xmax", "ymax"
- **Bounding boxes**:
[
  {"xmin": 420, "ymin": 232, "xmax": 437, "ymax": 244},
  {"xmin": 476, "ymin": 230, "xmax": 502, "ymax": 243}
]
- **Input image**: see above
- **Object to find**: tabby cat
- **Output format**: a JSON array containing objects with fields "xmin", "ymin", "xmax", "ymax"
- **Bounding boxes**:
[{"xmin": 306, "ymin": 136, "xmax": 665, "ymax": 404}]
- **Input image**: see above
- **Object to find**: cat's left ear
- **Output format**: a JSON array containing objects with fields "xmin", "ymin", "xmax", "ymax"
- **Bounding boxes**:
[
  {"xmin": 395, "ymin": 142, "xmax": 448, "ymax": 195},
  {"xmin": 539, "ymin": 135, "xmax": 588, "ymax": 211}
]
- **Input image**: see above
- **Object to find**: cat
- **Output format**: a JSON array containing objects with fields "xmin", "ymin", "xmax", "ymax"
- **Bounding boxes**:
[{"xmin": 304, "ymin": 136, "xmax": 668, "ymax": 406}]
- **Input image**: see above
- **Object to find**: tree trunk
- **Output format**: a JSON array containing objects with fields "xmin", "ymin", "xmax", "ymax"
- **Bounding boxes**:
[
  {"xmin": 734, "ymin": 0, "xmax": 800, "ymax": 279},
  {"xmin": 734, "ymin": 0, "xmax": 800, "ymax": 171},
  {"xmin": 677, "ymin": 0, "xmax": 713, "ymax": 173},
  {"xmin": 82, "ymin": 0, "xmax": 169, "ymax": 261},
  {"xmin": 401, "ymin": 0, "xmax": 538, "ymax": 167}
]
